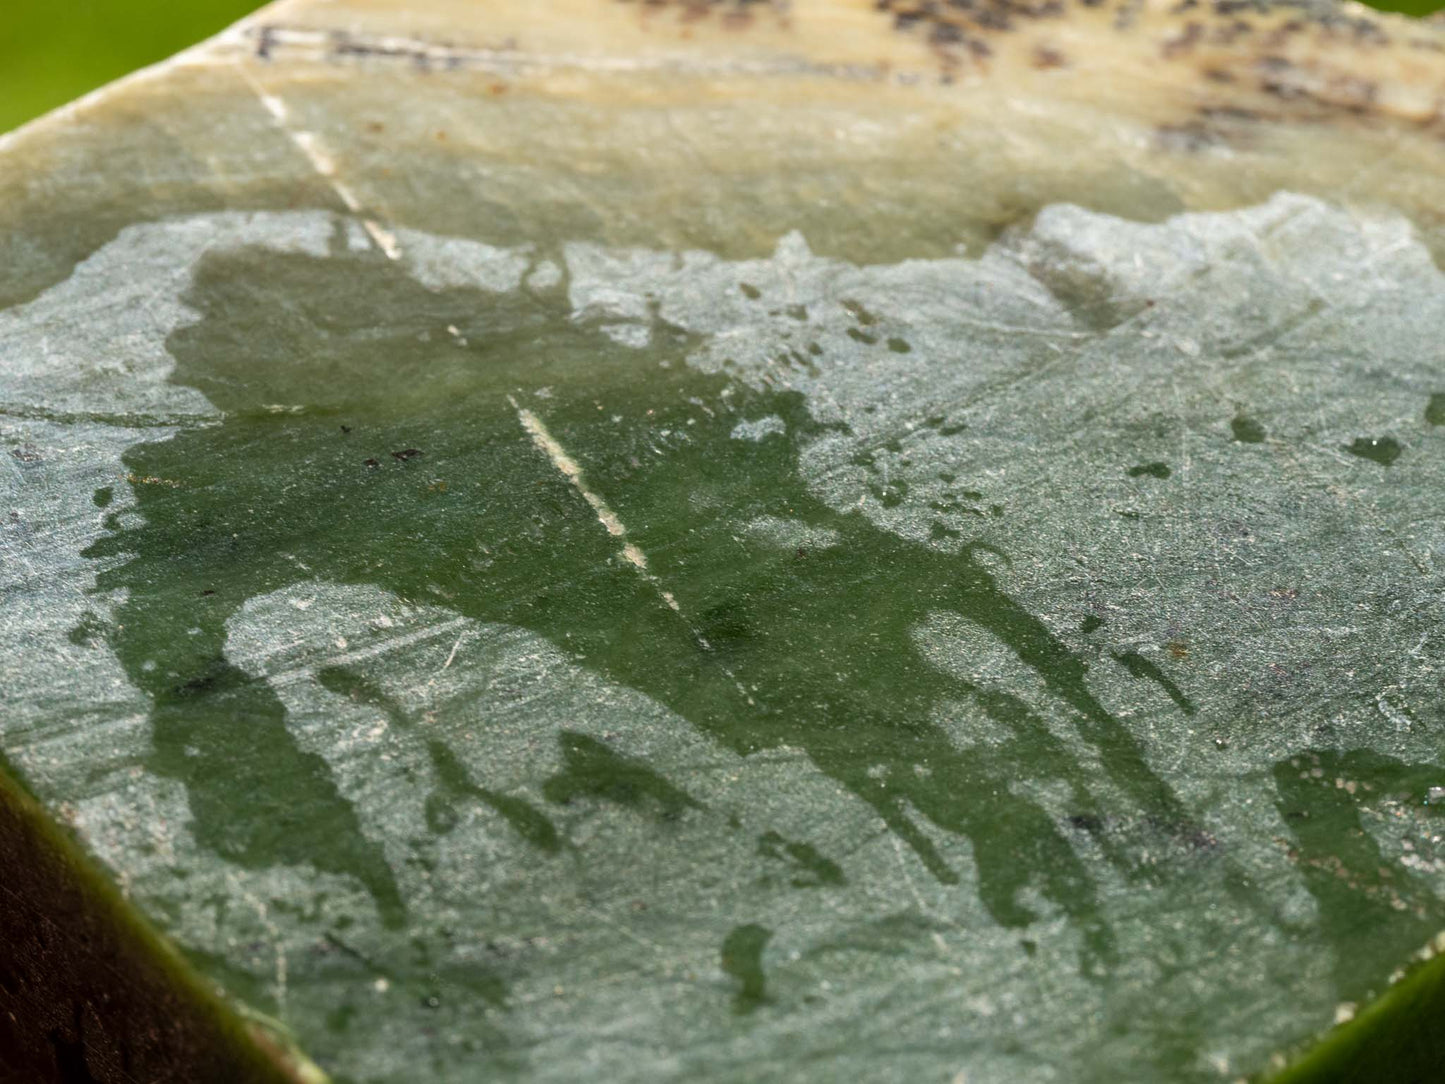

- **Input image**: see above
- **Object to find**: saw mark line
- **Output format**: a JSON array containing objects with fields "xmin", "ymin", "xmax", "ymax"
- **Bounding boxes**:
[
  {"xmin": 234, "ymin": 60, "xmax": 402, "ymax": 260},
  {"xmin": 509, "ymin": 396, "xmax": 762, "ymax": 704}
]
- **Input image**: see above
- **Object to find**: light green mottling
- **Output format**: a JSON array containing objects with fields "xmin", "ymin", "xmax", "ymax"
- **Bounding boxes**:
[{"xmin": 4, "ymin": 192, "xmax": 1445, "ymax": 1080}]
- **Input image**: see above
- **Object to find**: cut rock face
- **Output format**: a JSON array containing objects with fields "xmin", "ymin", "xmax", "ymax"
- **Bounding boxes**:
[{"xmin": 3, "ymin": 2, "xmax": 1445, "ymax": 1083}]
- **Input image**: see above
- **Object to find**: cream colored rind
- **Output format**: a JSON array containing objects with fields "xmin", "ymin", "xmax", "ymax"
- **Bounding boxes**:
[{"xmin": 6, "ymin": 0, "xmax": 1445, "ymax": 315}]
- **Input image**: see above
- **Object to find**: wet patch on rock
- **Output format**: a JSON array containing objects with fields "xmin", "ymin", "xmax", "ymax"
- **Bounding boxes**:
[
  {"xmin": 1231, "ymin": 413, "xmax": 1266, "ymax": 443},
  {"xmin": 721, "ymin": 923, "xmax": 773, "ymax": 1013},
  {"xmin": 1344, "ymin": 435, "xmax": 1401, "ymax": 466},
  {"xmin": 1127, "ymin": 461, "xmax": 1171, "ymax": 479}
]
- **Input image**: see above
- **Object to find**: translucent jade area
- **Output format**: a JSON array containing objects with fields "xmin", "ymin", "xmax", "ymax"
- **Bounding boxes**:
[{"xmin": 4, "ymin": 2, "xmax": 1445, "ymax": 1082}]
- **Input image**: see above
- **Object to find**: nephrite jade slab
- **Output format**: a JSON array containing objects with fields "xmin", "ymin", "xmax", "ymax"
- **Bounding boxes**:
[{"xmin": 5, "ymin": 1, "xmax": 1445, "ymax": 1081}]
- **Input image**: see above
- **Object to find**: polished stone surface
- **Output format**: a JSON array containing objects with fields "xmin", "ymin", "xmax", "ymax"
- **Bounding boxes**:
[{"xmin": 4, "ymin": 3, "xmax": 1445, "ymax": 1081}]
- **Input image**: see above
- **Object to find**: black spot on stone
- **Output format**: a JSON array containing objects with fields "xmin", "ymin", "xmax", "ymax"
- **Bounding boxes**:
[{"xmin": 1067, "ymin": 813, "xmax": 1103, "ymax": 834}]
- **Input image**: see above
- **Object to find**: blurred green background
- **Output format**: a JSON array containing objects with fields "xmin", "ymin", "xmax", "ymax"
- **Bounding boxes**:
[
  {"xmin": 0, "ymin": 0, "xmax": 1441, "ymax": 137},
  {"xmin": 1, "ymin": 0, "xmax": 266, "ymax": 136}
]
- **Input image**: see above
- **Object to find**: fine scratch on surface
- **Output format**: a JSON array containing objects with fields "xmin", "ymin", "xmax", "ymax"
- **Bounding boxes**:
[
  {"xmin": 890, "ymin": 833, "xmax": 935, "ymax": 920},
  {"xmin": 265, "ymin": 615, "xmax": 472, "ymax": 691},
  {"xmin": 237, "ymin": 24, "xmax": 893, "ymax": 83},
  {"xmin": 234, "ymin": 878, "xmax": 288, "ymax": 1012},
  {"xmin": 439, "ymin": 629, "xmax": 471, "ymax": 672},
  {"xmin": 233, "ymin": 60, "xmax": 402, "ymax": 261}
]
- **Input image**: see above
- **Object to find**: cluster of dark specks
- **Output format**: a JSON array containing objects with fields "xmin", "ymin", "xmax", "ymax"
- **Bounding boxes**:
[
  {"xmin": 1170, "ymin": 0, "xmax": 1389, "ymax": 42},
  {"xmin": 246, "ymin": 0, "xmax": 1432, "ymax": 114},
  {"xmin": 1260, "ymin": 55, "xmax": 1379, "ymax": 114},
  {"xmin": 1159, "ymin": 15, "xmax": 1277, "ymax": 58},
  {"xmin": 614, "ymin": 0, "xmax": 791, "ymax": 29},
  {"xmin": 871, "ymin": 0, "xmax": 1413, "ymax": 100},
  {"xmin": 1160, "ymin": 8, "xmax": 1388, "ymax": 71},
  {"xmin": 1151, "ymin": 12, "xmax": 1399, "ymax": 147},
  {"xmin": 876, "ymin": 0, "xmax": 1069, "ymax": 72}
]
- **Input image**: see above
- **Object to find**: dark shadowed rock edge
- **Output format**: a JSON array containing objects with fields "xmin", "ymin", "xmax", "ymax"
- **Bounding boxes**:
[{"xmin": 0, "ymin": 758, "xmax": 307, "ymax": 1084}]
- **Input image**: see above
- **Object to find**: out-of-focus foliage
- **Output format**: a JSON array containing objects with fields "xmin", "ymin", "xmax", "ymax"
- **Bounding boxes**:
[
  {"xmin": 1378, "ymin": 0, "xmax": 1445, "ymax": 12},
  {"xmin": 0, "ymin": 0, "xmax": 265, "ymax": 136}
]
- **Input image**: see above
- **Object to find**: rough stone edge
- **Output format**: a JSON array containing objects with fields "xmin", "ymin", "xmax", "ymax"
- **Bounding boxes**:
[{"xmin": 0, "ymin": 756, "xmax": 326, "ymax": 1084}]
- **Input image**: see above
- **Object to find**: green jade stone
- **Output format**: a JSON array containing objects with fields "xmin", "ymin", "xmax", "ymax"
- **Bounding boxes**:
[{"xmin": 5, "ymin": 1, "xmax": 1445, "ymax": 1081}]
